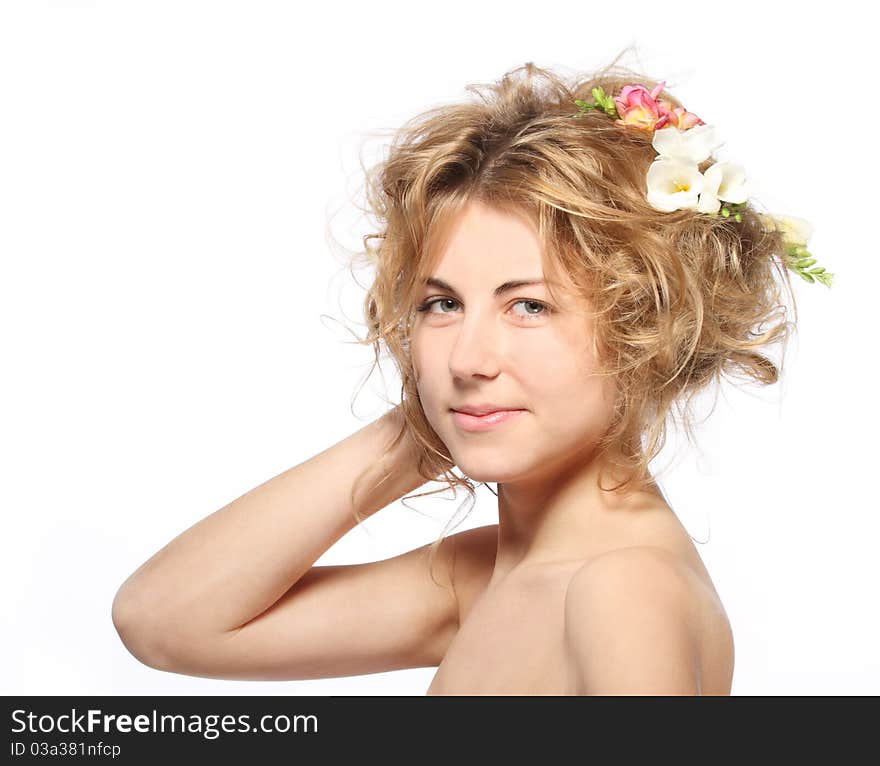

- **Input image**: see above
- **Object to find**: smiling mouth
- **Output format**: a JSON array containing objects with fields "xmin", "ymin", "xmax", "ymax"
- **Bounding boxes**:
[{"xmin": 450, "ymin": 408, "xmax": 526, "ymax": 432}]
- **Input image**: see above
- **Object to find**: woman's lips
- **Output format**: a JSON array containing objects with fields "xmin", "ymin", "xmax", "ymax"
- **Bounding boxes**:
[{"xmin": 451, "ymin": 408, "xmax": 526, "ymax": 432}]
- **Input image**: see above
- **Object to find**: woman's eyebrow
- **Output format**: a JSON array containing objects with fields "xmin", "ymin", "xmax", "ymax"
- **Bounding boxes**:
[{"xmin": 424, "ymin": 276, "xmax": 550, "ymax": 297}]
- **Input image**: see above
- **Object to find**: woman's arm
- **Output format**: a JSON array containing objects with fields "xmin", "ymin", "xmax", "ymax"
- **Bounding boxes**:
[{"xmin": 110, "ymin": 405, "xmax": 459, "ymax": 680}]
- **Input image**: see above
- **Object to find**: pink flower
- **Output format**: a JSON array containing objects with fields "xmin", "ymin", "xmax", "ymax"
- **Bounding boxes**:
[
  {"xmin": 661, "ymin": 103, "xmax": 704, "ymax": 131},
  {"xmin": 613, "ymin": 81, "xmax": 704, "ymax": 132},
  {"xmin": 613, "ymin": 81, "xmax": 672, "ymax": 132}
]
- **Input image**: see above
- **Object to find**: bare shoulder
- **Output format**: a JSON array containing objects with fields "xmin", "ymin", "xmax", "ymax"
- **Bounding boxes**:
[
  {"xmin": 564, "ymin": 545, "xmax": 734, "ymax": 694},
  {"xmin": 568, "ymin": 545, "xmax": 699, "ymax": 596},
  {"xmin": 565, "ymin": 544, "xmax": 730, "ymax": 633},
  {"xmin": 565, "ymin": 546, "xmax": 698, "ymax": 627}
]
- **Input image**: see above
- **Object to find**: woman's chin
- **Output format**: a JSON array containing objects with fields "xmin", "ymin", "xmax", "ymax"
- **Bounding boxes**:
[{"xmin": 453, "ymin": 457, "xmax": 523, "ymax": 485}]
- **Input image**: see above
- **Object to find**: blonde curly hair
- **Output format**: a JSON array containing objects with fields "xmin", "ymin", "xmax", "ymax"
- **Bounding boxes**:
[{"xmin": 342, "ymin": 50, "xmax": 797, "ymax": 578}]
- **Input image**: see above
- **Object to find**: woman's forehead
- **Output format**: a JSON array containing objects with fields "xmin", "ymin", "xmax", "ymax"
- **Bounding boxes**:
[{"xmin": 416, "ymin": 199, "xmax": 591, "ymax": 304}]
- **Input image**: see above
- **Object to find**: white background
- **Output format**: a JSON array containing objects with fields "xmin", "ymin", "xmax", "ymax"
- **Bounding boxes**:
[{"xmin": 1, "ymin": 0, "xmax": 877, "ymax": 695}]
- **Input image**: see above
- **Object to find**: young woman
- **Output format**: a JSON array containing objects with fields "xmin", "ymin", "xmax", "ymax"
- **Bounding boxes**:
[{"xmin": 111, "ymin": 54, "xmax": 828, "ymax": 695}]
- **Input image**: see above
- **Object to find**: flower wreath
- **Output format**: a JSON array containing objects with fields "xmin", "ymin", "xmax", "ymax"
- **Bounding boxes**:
[{"xmin": 574, "ymin": 81, "xmax": 833, "ymax": 287}]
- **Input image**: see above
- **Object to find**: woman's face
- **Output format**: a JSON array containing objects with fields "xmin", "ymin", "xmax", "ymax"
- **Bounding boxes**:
[{"xmin": 410, "ymin": 200, "xmax": 617, "ymax": 484}]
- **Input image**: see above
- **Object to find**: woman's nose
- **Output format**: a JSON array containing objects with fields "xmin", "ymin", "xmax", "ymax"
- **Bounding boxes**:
[{"xmin": 447, "ymin": 308, "xmax": 502, "ymax": 380}]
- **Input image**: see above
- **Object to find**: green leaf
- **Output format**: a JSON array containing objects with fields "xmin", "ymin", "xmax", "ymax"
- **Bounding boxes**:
[{"xmin": 798, "ymin": 271, "xmax": 815, "ymax": 283}]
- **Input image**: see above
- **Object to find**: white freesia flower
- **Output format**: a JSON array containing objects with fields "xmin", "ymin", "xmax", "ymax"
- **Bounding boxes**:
[
  {"xmin": 645, "ymin": 157, "xmax": 704, "ymax": 212},
  {"xmin": 645, "ymin": 123, "xmax": 754, "ymax": 216},
  {"xmin": 762, "ymin": 214, "xmax": 814, "ymax": 245},
  {"xmin": 782, "ymin": 215, "xmax": 814, "ymax": 245},
  {"xmin": 696, "ymin": 161, "xmax": 750, "ymax": 213},
  {"xmin": 652, "ymin": 124, "xmax": 722, "ymax": 164}
]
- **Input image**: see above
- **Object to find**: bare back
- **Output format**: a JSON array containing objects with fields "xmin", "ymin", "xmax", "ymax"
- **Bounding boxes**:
[{"xmin": 427, "ymin": 508, "xmax": 734, "ymax": 695}]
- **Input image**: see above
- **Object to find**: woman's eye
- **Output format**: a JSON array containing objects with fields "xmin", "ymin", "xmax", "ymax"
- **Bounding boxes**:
[
  {"xmin": 416, "ymin": 298, "xmax": 460, "ymax": 315},
  {"xmin": 415, "ymin": 298, "xmax": 549, "ymax": 319},
  {"xmin": 510, "ymin": 300, "xmax": 548, "ymax": 318}
]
